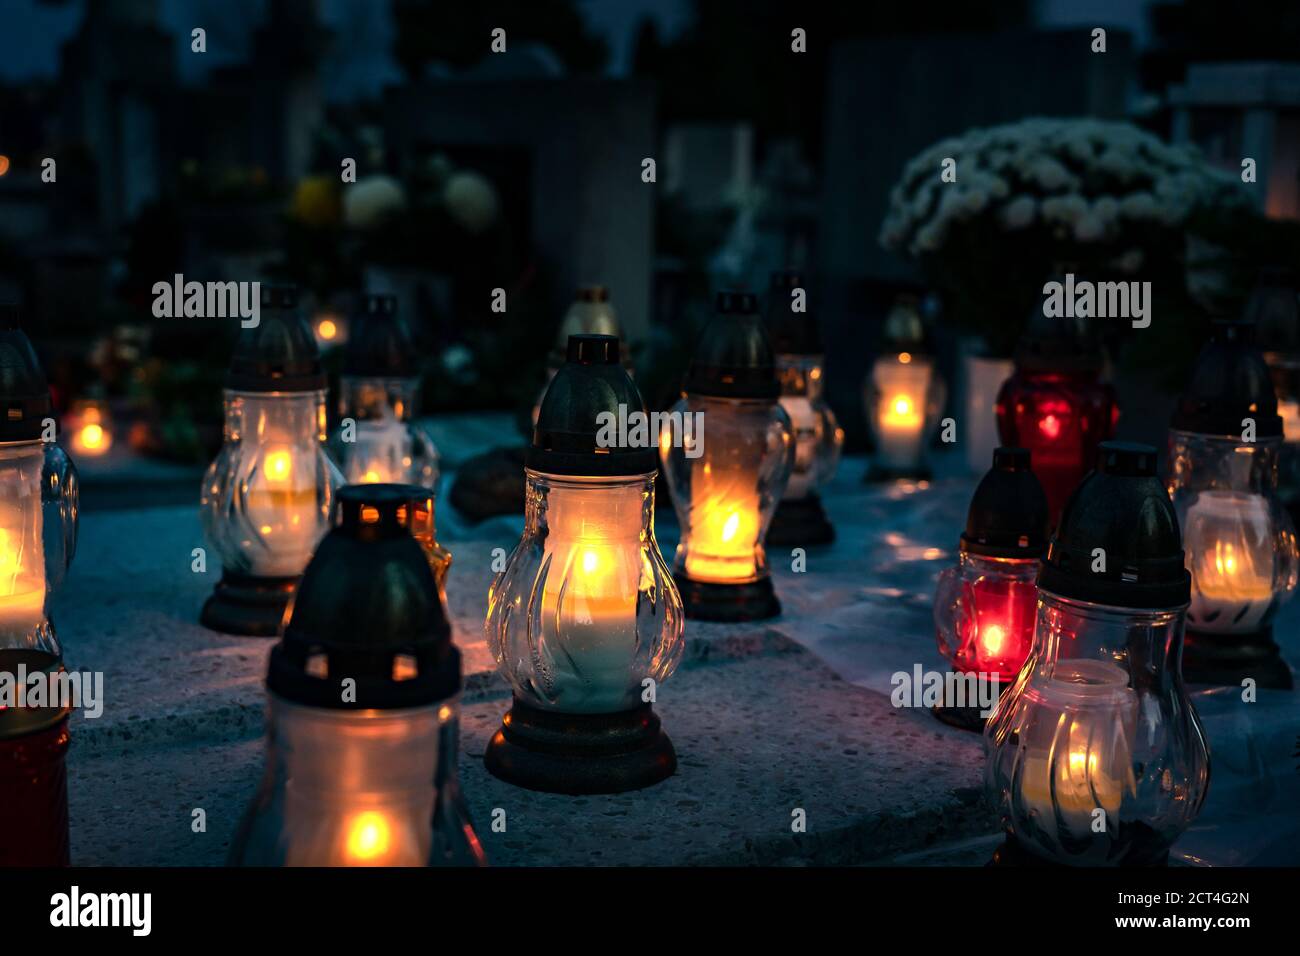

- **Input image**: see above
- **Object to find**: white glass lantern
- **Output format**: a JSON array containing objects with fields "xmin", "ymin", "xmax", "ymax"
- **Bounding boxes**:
[
  {"xmin": 1167, "ymin": 321, "xmax": 1298, "ymax": 688},
  {"xmin": 230, "ymin": 484, "xmax": 483, "ymax": 866},
  {"xmin": 328, "ymin": 294, "xmax": 439, "ymax": 489},
  {"xmin": 865, "ymin": 296, "xmax": 945, "ymax": 481},
  {"xmin": 486, "ymin": 334, "xmax": 683, "ymax": 793},
  {"xmin": 200, "ymin": 287, "xmax": 343, "ymax": 636}
]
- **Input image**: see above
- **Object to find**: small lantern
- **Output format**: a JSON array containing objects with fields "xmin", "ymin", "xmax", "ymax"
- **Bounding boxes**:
[
  {"xmin": 1245, "ymin": 268, "xmax": 1300, "ymax": 525},
  {"xmin": 66, "ymin": 398, "xmax": 113, "ymax": 458},
  {"xmin": 531, "ymin": 286, "xmax": 626, "ymax": 427},
  {"xmin": 328, "ymin": 294, "xmax": 440, "ymax": 489},
  {"xmin": 662, "ymin": 292, "xmax": 794, "ymax": 621},
  {"xmin": 986, "ymin": 442, "xmax": 1210, "ymax": 866},
  {"xmin": 486, "ymin": 334, "xmax": 683, "ymax": 793},
  {"xmin": 0, "ymin": 308, "xmax": 79, "ymax": 658},
  {"xmin": 1168, "ymin": 320, "xmax": 1298, "ymax": 689},
  {"xmin": 933, "ymin": 447, "xmax": 1048, "ymax": 731},
  {"xmin": 0, "ymin": 652, "xmax": 72, "ymax": 866},
  {"xmin": 764, "ymin": 272, "xmax": 843, "ymax": 546},
  {"xmin": 230, "ymin": 484, "xmax": 484, "ymax": 866},
  {"xmin": 865, "ymin": 296, "xmax": 945, "ymax": 481},
  {"xmin": 995, "ymin": 305, "xmax": 1119, "ymax": 521},
  {"xmin": 200, "ymin": 286, "xmax": 343, "ymax": 636}
]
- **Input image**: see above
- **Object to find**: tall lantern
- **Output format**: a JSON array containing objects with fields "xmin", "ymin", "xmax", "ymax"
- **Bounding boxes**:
[
  {"xmin": 865, "ymin": 295, "xmax": 945, "ymax": 481},
  {"xmin": 933, "ymin": 447, "xmax": 1048, "ymax": 731},
  {"xmin": 328, "ymin": 294, "xmax": 440, "ymax": 489},
  {"xmin": 1167, "ymin": 320, "xmax": 1298, "ymax": 689},
  {"xmin": 662, "ymin": 292, "xmax": 794, "ymax": 621},
  {"xmin": 986, "ymin": 442, "xmax": 1210, "ymax": 866},
  {"xmin": 764, "ymin": 271, "xmax": 843, "ymax": 546},
  {"xmin": 486, "ymin": 334, "xmax": 683, "ymax": 794},
  {"xmin": 200, "ymin": 286, "xmax": 343, "ymax": 636},
  {"xmin": 230, "ymin": 484, "xmax": 484, "ymax": 866},
  {"xmin": 0, "ymin": 307, "xmax": 79, "ymax": 867},
  {"xmin": 1245, "ymin": 268, "xmax": 1300, "ymax": 525},
  {"xmin": 531, "ymin": 286, "xmax": 626, "ymax": 427},
  {"xmin": 995, "ymin": 305, "xmax": 1119, "ymax": 521}
]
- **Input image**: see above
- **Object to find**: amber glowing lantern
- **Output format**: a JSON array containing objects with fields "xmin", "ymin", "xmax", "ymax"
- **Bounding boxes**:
[
  {"xmin": 933, "ymin": 447, "xmax": 1048, "ymax": 731},
  {"xmin": 1167, "ymin": 320, "xmax": 1298, "ymax": 689},
  {"xmin": 230, "ymin": 485, "xmax": 483, "ymax": 866},
  {"xmin": 66, "ymin": 399, "xmax": 113, "ymax": 457},
  {"xmin": 662, "ymin": 293, "xmax": 794, "ymax": 621},
  {"xmin": 865, "ymin": 296, "xmax": 945, "ymax": 481},
  {"xmin": 200, "ymin": 286, "xmax": 343, "ymax": 636},
  {"xmin": 764, "ymin": 271, "xmax": 843, "ymax": 547},
  {"xmin": 995, "ymin": 306, "xmax": 1119, "ymax": 521},
  {"xmin": 986, "ymin": 443, "xmax": 1209, "ymax": 866},
  {"xmin": 328, "ymin": 294, "xmax": 439, "ymax": 489}
]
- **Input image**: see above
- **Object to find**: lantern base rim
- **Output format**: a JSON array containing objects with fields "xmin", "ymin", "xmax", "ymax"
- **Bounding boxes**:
[
  {"xmin": 989, "ymin": 834, "xmax": 1169, "ymax": 868},
  {"xmin": 864, "ymin": 461, "xmax": 931, "ymax": 483},
  {"xmin": 931, "ymin": 673, "xmax": 1009, "ymax": 732},
  {"xmin": 1183, "ymin": 627, "xmax": 1293, "ymax": 690},
  {"xmin": 200, "ymin": 573, "xmax": 298, "ymax": 638},
  {"xmin": 673, "ymin": 573, "xmax": 781, "ymax": 621},
  {"xmin": 767, "ymin": 495, "xmax": 835, "ymax": 547},
  {"xmin": 484, "ymin": 699, "xmax": 676, "ymax": 795}
]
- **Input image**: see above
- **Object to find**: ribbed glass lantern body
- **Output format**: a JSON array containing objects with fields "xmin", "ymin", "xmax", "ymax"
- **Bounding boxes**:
[
  {"xmin": 776, "ymin": 354, "xmax": 842, "ymax": 501},
  {"xmin": 1167, "ymin": 430, "xmax": 1298, "ymax": 634},
  {"xmin": 229, "ymin": 695, "xmax": 480, "ymax": 866},
  {"xmin": 202, "ymin": 389, "xmax": 343, "ymax": 578},
  {"xmin": 486, "ymin": 471, "xmax": 683, "ymax": 714},
  {"xmin": 330, "ymin": 376, "xmax": 439, "ymax": 489},
  {"xmin": 865, "ymin": 352, "xmax": 944, "ymax": 474},
  {"xmin": 935, "ymin": 553, "xmax": 1039, "ymax": 681},
  {"xmin": 985, "ymin": 591, "xmax": 1209, "ymax": 865},
  {"xmin": 661, "ymin": 395, "xmax": 793, "ymax": 584}
]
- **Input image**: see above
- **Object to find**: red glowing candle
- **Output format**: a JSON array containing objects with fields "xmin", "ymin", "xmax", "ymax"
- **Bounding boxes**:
[{"xmin": 945, "ymin": 568, "xmax": 1039, "ymax": 680}]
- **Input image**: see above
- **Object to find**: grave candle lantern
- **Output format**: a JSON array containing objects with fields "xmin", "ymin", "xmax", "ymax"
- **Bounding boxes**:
[
  {"xmin": 933, "ymin": 447, "xmax": 1048, "ymax": 731},
  {"xmin": 200, "ymin": 286, "xmax": 343, "ymax": 636},
  {"xmin": 329, "ymin": 294, "xmax": 439, "ymax": 489},
  {"xmin": 531, "ymin": 286, "xmax": 626, "ymax": 428},
  {"xmin": 0, "ymin": 651, "xmax": 72, "ymax": 866},
  {"xmin": 662, "ymin": 292, "xmax": 794, "ymax": 621},
  {"xmin": 486, "ymin": 334, "xmax": 683, "ymax": 793},
  {"xmin": 66, "ymin": 398, "xmax": 112, "ymax": 457},
  {"xmin": 764, "ymin": 272, "xmax": 843, "ymax": 546},
  {"xmin": 865, "ymin": 296, "xmax": 944, "ymax": 481},
  {"xmin": 986, "ymin": 442, "xmax": 1210, "ymax": 866},
  {"xmin": 230, "ymin": 484, "xmax": 484, "ymax": 866},
  {"xmin": 1167, "ymin": 320, "xmax": 1298, "ymax": 689},
  {"xmin": 996, "ymin": 305, "xmax": 1119, "ymax": 521},
  {"xmin": 1245, "ymin": 268, "xmax": 1300, "ymax": 527}
]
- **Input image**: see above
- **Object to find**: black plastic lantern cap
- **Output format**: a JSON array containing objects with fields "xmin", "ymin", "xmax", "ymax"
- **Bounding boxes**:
[
  {"xmin": 225, "ymin": 285, "xmax": 326, "ymax": 392},
  {"xmin": 529, "ymin": 334, "xmax": 658, "ymax": 476},
  {"xmin": 765, "ymin": 271, "xmax": 822, "ymax": 356},
  {"xmin": 960, "ymin": 447, "xmax": 1050, "ymax": 559},
  {"xmin": 1171, "ymin": 320, "xmax": 1282, "ymax": 439},
  {"xmin": 268, "ymin": 484, "xmax": 460, "ymax": 709},
  {"xmin": 0, "ymin": 306, "xmax": 54, "ymax": 442},
  {"xmin": 343, "ymin": 294, "xmax": 418, "ymax": 378},
  {"xmin": 1016, "ymin": 292, "xmax": 1104, "ymax": 372},
  {"xmin": 684, "ymin": 292, "xmax": 780, "ymax": 399},
  {"xmin": 1038, "ymin": 441, "xmax": 1190, "ymax": 609}
]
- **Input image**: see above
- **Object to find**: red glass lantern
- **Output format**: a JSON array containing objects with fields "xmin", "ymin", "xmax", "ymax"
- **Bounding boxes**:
[{"xmin": 996, "ymin": 309, "xmax": 1118, "ymax": 520}]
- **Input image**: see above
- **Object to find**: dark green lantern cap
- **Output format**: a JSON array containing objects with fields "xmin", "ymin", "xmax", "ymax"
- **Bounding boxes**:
[
  {"xmin": 225, "ymin": 285, "xmax": 327, "ymax": 393},
  {"xmin": 268, "ymin": 484, "xmax": 460, "ymax": 709},
  {"xmin": 1038, "ymin": 441, "xmax": 1190, "ymax": 609},
  {"xmin": 1171, "ymin": 320, "xmax": 1283, "ymax": 439},
  {"xmin": 1015, "ymin": 282, "xmax": 1103, "ymax": 372},
  {"xmin": 960, "ymin": 447, "xmax": 1050, "ymax": 559},
  {"xmin": 529, "ymin": 334, "xmax": 658, "ymax": 476},
  {"xmin": 765, "ymin": 271, "xmax": 822, "ymax": 356},
  {"xmin": 0, "ymin": 305, "xmax": 54, "ymax": 443},
  {"xmin": 343, "ymin": 294, "xmax": 418, "ymax": 378},
  {"xmin": 684, "ymin": 292, "xmax": 780, "ymax": 399}
]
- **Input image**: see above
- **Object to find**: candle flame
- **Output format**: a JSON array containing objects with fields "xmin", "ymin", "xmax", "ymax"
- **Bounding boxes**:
[
  {"xmin": 346, "ymin": 811, "xmax": 391, "ymax": 862},
  {"xmin": 317, "ymin": 318, "xmax": 338, "ymax": 341},
  {"xmin": 892, "ymin": 396, "xmax": 913, "ymax": 417},
  {"xmin": 1038, "ymin": 414, "xmax": 1062, "ymax": 440},
  {"xmin": 581, "ymin": 548, "xmax": 601, "ymax": 575},
  {"xmin": 264, "ymin": 450, "xmax": 293, "ymax": 482},
  {"xmin": 721, "ymin": 511, "xmax": 741, "ymax": 542},
  {"xmin": 980, "ymin": 624, "xmax": 1006, "ymax": 656}
]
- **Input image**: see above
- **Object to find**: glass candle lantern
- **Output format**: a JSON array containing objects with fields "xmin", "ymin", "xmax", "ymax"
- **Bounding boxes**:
[
  {"xmin": 1245, "ymin": 268, "xmax": 1300, "ymax": 528},
  {"xmin": 662, "ymin": 292, "xmax": 794, "ymax": 621},
  {"xmin": 231, "ymin": 484, "xmax": 483, "ymax": 867},
  {"xmin": 200, "ymin": 286, "xmax": 343, "ymax": 637},
  {"xmin": 865, "ymin": 296, "xmax": 945, "ymax": 481},
  {"xmin": 486, "ymin": 334, "xmax": 683, "ymax": 794},
  {"xmin": 65, "ymin": 398, "xmax": 113, "ymax": 458},
  {"xmin": 986, "ymin": 442, "xmax": 1210, "ymax": 866},
  {"xmin": 1167, "ymin": 321, "xmax": 1298, "ymax": 689},
  {"xmin": 0, "ymin": 651, "xmax": 72, "ymax": 866},
  {"xmin": 328, "ymin": 294, "xmax": 439, "ymax": 489},
  {"xmin": 934, "ymin": 447, "xmax": 1049, "ymax": 731},
  {"xmin": 531, "ymin": 286, "xmax": 627, "ymax": 428},
  {"xmin": 764, "ymin": 271, "xmax": 844, "ymax": 547},
  {"xmin": 996, "ymin": 305, "xmax": 1119, "ymax": 522}
]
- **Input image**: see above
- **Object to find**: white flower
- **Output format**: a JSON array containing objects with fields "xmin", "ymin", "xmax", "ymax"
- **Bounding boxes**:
[
  {"xmin": 1073, "ymin": 213, "xmax": 1106, "ymax": 242},
  {"xmin": 1119, "ymin": 192, "xmax": 1158, "ymax": 219},
  {"xmin": 343, "ymin": 175, "xmax": 407, "ymax": 230},
  {"xmin": 443, "ymin": 170, "xmax": 500, "ymax": 234},
  {"xmin": 1028, "ymin": 156, "xmax": 1074, "ymax": 192},
  {"xmin": 1000, "ymin": 195, "xmax": 1036, "ymax": 229},
  {"xmin": 1041, "ymin": 193, "xmax": 1087, "ymax": 225}
]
